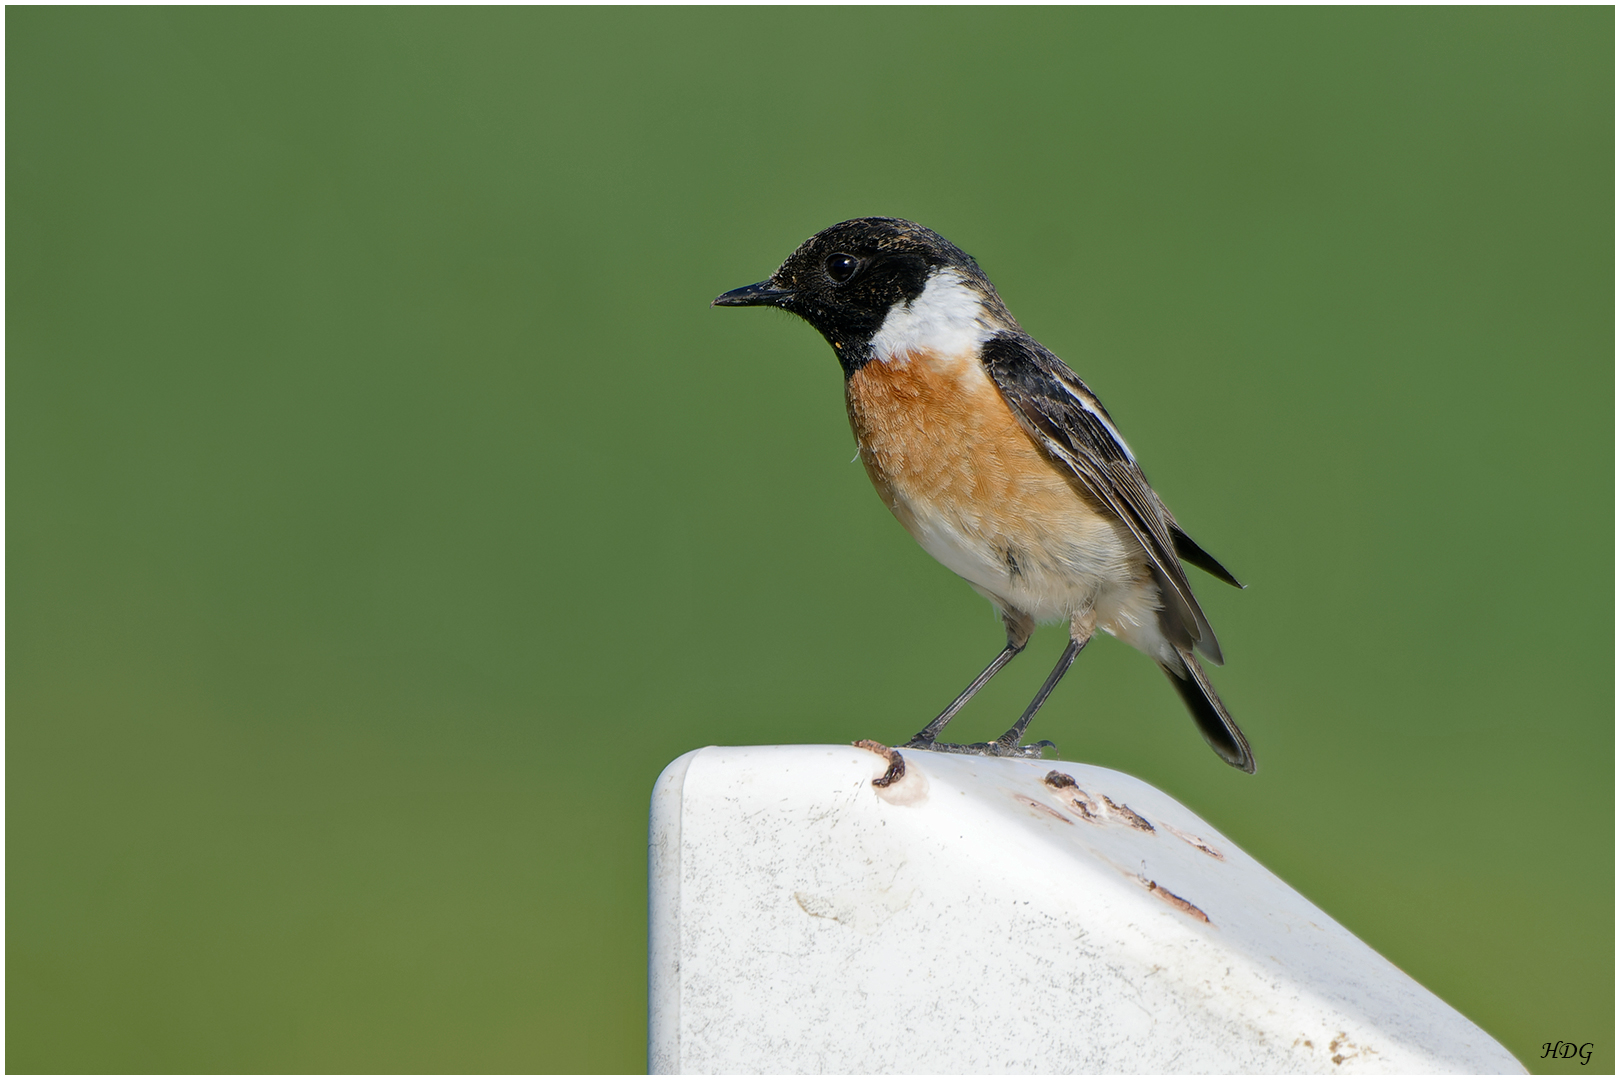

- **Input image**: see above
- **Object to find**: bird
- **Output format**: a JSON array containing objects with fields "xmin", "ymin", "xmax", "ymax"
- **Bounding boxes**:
[{"xmin": 713, "ymin": 218, "xmax": 1255, "ymax": 772}]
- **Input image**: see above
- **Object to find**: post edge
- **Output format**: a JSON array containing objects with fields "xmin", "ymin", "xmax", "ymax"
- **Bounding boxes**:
[{"xmin": 648, "ymin": 748, "xmax": 702, "ymax": 1075}]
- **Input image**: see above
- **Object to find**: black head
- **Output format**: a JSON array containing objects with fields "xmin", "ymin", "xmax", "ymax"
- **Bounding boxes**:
[{"xmin": 713, "ymin": 217, "xmax": 1010, "ymax": 374}]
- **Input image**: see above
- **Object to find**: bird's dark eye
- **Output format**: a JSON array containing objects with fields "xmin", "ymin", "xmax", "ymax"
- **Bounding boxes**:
[{"xmin": 825, "ymin": 253, "xmax": 858, "ymax": 283}]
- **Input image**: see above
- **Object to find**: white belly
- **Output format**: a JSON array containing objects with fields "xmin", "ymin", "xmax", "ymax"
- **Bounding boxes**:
[{"xmin": 897, "ymin": 486, "xmax": 1170, "ymax": 662}]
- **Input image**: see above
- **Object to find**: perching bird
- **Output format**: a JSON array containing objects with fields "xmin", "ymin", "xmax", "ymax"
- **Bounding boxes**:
[{"xmin": 713, "ymin": 218, "xmax": 1254, "ymax": 772}]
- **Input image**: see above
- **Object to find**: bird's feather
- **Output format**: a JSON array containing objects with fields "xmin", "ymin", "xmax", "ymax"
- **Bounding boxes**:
[
  {"xmin": 980, "ymin": 332, "xmax": 1224, "ymax": 664},
  {"xmin": 1171, "ymin": 523, "xmax": 1244, "ymax": 589},
  {"xmin": 1162, "ymin": 648, "xmax": 1255, "ymax": 772}
]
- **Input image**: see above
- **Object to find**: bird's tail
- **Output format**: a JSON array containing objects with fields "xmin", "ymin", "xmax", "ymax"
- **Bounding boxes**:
[{"xmin": 1161, "ymin": 649, "xmax": 1256, "ymax": 773}]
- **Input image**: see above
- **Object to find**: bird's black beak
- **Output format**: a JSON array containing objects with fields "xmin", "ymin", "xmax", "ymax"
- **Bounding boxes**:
[{"xmin": 712, "ymin": 280, "xmax": 794, "ymax": 308}]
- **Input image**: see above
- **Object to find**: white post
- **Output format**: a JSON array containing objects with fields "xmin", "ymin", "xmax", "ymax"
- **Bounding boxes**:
[{"xmin": 649, "ymin": 743, "xmax": 1522, "ymax": 1074}]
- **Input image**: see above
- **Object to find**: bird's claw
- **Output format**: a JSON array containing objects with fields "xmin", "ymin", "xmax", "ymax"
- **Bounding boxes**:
[{"xmin": 904, "ymin": 738, "xmax": 1057, "ymax": 760}]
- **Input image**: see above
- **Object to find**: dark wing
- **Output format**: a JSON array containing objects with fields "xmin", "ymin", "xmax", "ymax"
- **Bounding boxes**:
[
  {"xmin": 1171, "ymin": 523, "xmax": 1244, "ymax": 589},
  {"xmin": 981, "ymin": 332, "xmax": 1226, "ymax": 663}
]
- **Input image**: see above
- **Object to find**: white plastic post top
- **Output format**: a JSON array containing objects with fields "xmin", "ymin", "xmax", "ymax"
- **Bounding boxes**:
[{"xmin": 648, "ymin": 743, "xmax": 1522, "ymax": 1075}]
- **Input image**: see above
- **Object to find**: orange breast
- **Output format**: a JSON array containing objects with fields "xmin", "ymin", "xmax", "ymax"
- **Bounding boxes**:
[{"xmin": 844, "ymin": 350, "xmax": 1094, "ymax": 536}]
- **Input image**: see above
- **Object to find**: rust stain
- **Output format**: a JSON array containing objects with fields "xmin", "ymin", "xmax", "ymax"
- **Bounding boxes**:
[
  {"xmin": 852, "ymin": 740, "xmax": 905, "ymax": 787},
  {"xmin": 1043, "ymin": 772, "xmax": 1101, "ymax": 821},
  {"xmin": 1068, "ymin": 794, "xmax": 1100, "ymax": 821},
  {"xmin": 1101, "ymin": 795, "xmax": 1155, "ymax": 832},
  {"xmin": 1325, "ymin": 1031, "xmax": 1375, "ymax": 1066},
  {"xmin": 1163, "ymin": 822, "xmax": 1224, "ymax": 859},
  {"xmin": 1038, "ymin": 774, "xmax": 1156, "ymax": 832},
  {"xmin": 1146, "ymin": 880, "xmax": 1209, "ymax": 923},
  {"xmin": 1015, "ymin": 794, "xmax": 1073, "ymax": 824}
]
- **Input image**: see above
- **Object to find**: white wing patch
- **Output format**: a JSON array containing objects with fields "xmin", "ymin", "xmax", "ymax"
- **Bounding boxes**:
[
  {"xmin": 870, "ymin": 269, "xmax": 1000, "ymax": 363},
  {"xmin": 1054, "ymin": 371, "xmax": 1137, "ymax": 463}
]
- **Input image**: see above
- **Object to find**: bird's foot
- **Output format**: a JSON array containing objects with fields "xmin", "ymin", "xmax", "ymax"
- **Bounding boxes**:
[{"xmin": 903, "ymin": 737, "xmax": 1057, "ymax": 759}]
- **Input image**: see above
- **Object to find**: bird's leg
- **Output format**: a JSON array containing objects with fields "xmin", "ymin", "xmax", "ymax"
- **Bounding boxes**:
[
  {"xmin": 989, "ymin": 611, "xmax": 1095, "ymax": 757},
  {"xmin": 903, "ymin": 643, "xmax": 1021, "ymax": 749},
  {"xmin": 982, "ymin": 639, "xmax": 1082, "ymax": 756},
  {"xmin": 904, "ymin": 610, "xmax": 1032, "ymax": 752}
]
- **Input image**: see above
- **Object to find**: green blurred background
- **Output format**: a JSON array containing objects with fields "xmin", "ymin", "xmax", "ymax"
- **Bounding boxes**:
[{"xmin": 8, "ymin": 7, "xmax": 1612, "ymax": 1073}]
